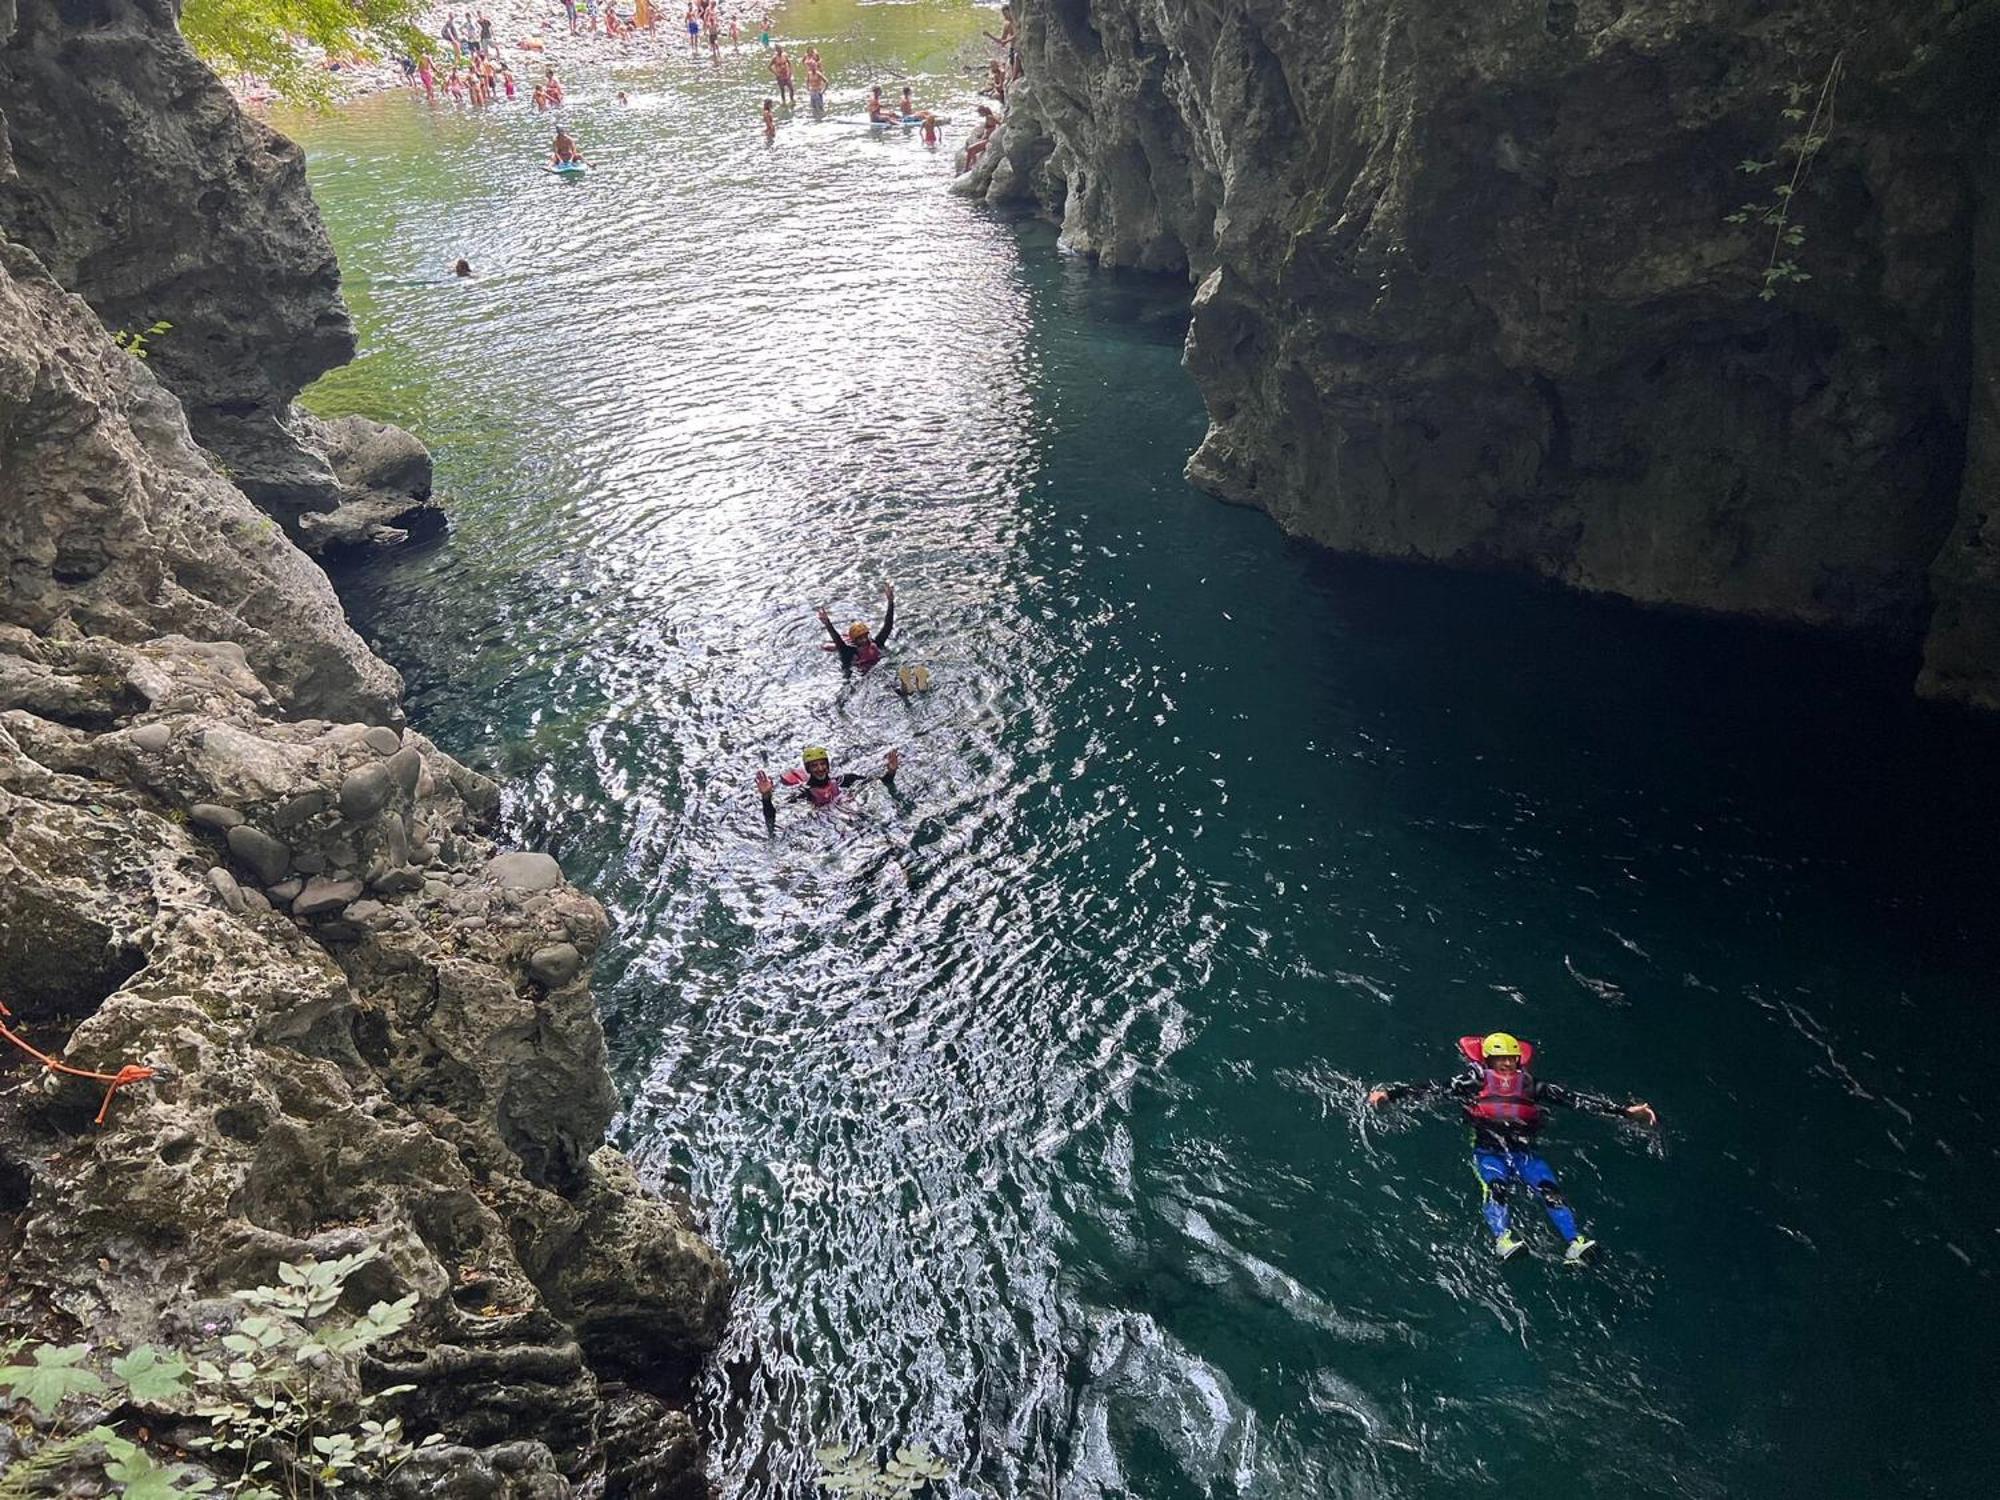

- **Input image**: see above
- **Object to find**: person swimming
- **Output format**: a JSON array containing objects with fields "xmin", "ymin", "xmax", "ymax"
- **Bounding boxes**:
[
  {"xmin": 452, "ymin": 258, "xmax": 473, "ymax": 276},
  {"xmin": 816, "ymin": 583, "xmax": 895, "ymax": 673},
  {"xmin": 757, "ymin": 745, "xmax": 900, "ymax": 828},
  {"xmin": 1367, "ymin": 1032, "xmax": 1658, "ymax": 1262}
]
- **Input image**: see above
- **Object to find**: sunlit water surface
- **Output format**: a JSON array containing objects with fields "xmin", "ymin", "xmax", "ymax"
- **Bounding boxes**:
[{"xmin": 291, "ymin": 11, "xmax": 2000, "ymax": 1493}]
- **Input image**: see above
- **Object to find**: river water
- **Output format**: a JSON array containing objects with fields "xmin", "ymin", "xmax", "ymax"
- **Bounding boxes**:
[{"xmin": 290, "ymin": 8, "xmax": 2000, "ymax": 1494}]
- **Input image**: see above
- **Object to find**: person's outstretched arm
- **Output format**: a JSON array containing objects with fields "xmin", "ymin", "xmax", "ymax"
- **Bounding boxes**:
[
  {"xmin": 815, "ymin": 606, "xmax": 856, "ymax": 674},
  {"xmin": 1367, "ymin": 1069, "xmax": 1479, "ymax": 1109},
  {"xmin": 1537, "ymin": 1080, "xmax": 1657, "ymax": 1127},
  {"xmin": 876, "ymin": 583, "xmax": 896, "ymax": 647},
  {"xmin": 756, "ymin": 770, "xmax": 779, "ymax": 833}
]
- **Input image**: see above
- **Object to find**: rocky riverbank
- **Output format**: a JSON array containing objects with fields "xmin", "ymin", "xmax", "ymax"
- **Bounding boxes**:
[
  {"xmin": 0, "ymin": 0, "xmax": 730, "ymax": 1492},
  {"xmin": 965, "ymin": 0, "xmax": 2000, "ymax": 709}
]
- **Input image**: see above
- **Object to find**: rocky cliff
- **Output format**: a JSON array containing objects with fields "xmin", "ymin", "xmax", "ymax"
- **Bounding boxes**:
[
  {"xmin": 0, "ymin": 7, "xmax": 729, "ymax": 1494},
  {"xmin": 969, "ymin": 0, "xmax": 2000, "ymax": 708},
  {"xmin": 0, "ymin": 0, "xmax": 441, "ymax": 555}
]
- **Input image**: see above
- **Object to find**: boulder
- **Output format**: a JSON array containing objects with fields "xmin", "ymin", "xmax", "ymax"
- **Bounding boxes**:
[
  {"xmin": 362, "ymin": 725, "xmax": 403, "ymax": 755},
  {"xmin": 527, "ymin": 943, "xmax": 584, "ymax": 989},
  {"xmin": 484, "ymin": 852, "xmax": 563, "ymax": 893},
  {"xmin": 339, "ymin": 763, "xmax": 395, "ymax": 822}
]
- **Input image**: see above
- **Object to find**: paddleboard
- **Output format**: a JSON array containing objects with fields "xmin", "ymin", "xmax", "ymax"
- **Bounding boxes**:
[{"xmin": 544, "ymin": 162, "xmax": 590, "ymax": 177}]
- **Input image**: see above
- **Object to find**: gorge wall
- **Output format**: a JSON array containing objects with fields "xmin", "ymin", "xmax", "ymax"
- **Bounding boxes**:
[
  {"xmin": 0, "ymin": 0, "xmax": 440, "ymax": 556},
  {"xmin": 971, "ymin": 0, "xmax": 2000, "ymax": 708},
  {"xmin": 0, "ymin": 1, "xmax": 728, "ymax": 1493}
]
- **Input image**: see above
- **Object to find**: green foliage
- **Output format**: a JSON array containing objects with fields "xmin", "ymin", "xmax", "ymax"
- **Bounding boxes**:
[
  {"xmin": 814, "ymin": 1441, "xmax": 952, "ymax": 1497},
  {"xmin": 0, "ymin": 1245, "xmax": 439, "ymax": 1499},
  {"xmin": 177, "ymin": 0, "xmax": 431, "ymax": 105},
  {"xmin": 113, "ymin": 321, "xmax": 174, "ymax": 360},
  {"xmin": 1726, "ymin": 55, "xmax": 1844, "ymax": 300}
]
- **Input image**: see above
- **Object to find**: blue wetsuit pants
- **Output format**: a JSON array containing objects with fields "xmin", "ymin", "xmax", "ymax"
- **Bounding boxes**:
[{"xmin": 1473, "ymin": 1148, "xmax": 1580, "ymax": 1243}]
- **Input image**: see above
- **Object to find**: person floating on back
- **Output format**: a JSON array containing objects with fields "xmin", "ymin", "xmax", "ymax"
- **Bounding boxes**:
[
  {"xmin": 817, "ymin": 583, "xmax": 895, "ymax": 674},
  {"xmin": 1367, "ymin": 1032, "xmax": 1657, "ymax": 1263},
  {"xmin": 757, "ymin": 746, "xmax": 900, "ymax": 829}
]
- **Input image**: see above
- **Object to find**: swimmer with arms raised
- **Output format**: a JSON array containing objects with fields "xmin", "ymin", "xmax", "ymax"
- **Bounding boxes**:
[{"xmin": 758, "ymin": 746, "xmax": 901, "ymax": 830}]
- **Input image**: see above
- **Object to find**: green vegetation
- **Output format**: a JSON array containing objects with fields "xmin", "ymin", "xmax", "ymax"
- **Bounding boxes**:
[
  {"xmin": 113, "ymin": 321, "xmax": 173, "ymax": 360},
  {"xmin": 178, "ymin": 0, "xmax": 430, "ymax": 104},
  {"xmin": 1726, "ymin": 52, "xmax": 1846, "ymax": 300},
  {"xmin": 0, "ymin": 1246, "xmax": 439, "ymax": 1499},
  {"xmin": 814, "ymin": 1441, "xmax": 952, "ymax": 1496}
]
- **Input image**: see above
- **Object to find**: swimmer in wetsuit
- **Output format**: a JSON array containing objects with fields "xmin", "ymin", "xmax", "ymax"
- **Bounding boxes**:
[
  {"xmin": 817, "ymin": 582, "xmax": 895, "ymax": 674},
  {"xmin": 1368, "ymin": 1032, "xmax": 1657, "ymax": 1262},
  {"xmin": 757, "ymin": 745, "xmax": 901, "ymax": 830}
]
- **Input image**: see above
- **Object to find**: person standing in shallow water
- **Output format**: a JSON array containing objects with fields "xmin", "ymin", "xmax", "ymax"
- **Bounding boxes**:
[
  {"xmin": 769, "ymin": 44, "xmax": 795, "ymax": 106},
  {"xmin": 1367, "ymin": 1031, "xmax": 1657, "ymax": 1263},
  {"xmin": 762, "ymin": 98, "xmax": 777, "ymax": 141}
]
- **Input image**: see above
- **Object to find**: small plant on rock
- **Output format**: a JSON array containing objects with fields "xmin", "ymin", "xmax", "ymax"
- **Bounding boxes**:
[
  {"xmin": 113, "ymin": 321, "xmax": 175, "ymax": 360},
  {"xmin": 0, "ymin": 1246, "xmax": 440, "ymax": 1499},
  {"xmin": 1725, "ymin": 51, "xmax": 1845, "ymax": 299},
  {"xmin": 814, "ymin": 1440, "xmax": 952, "ymax": 1497}
]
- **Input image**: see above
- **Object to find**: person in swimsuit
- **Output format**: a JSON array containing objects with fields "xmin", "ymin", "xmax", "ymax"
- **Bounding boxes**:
[
  {"xmin": 816, "ymin": 583, "xmax": 895, "ymax": 673},
  {"xmin": 804, "ymin": 51, "xmax": 828, "ymax": 112},
  {"xmin": 770, "ymin": 45, "xmax": 795, "ymax": 106},
  {"xmin": 686, "ymin": 4, "xmax": 700, "ymax": 45},
  {"xmin": 758, "ymin": 746, "xmax": 901, "ymax": 830},
  {"xmin": 762, "ymin": 98, "xmax": 777, "ymax": 140},
  {"xmin": 899, "ymin": 85, "xmax": 916, "ymax": 119},
  {"xmin": 867, "ymin": 85, "xmax": 900, "ymax": 124},
  {"xmin": 550, "ymin": 128, "xmax": 584, "ymax": 165}
]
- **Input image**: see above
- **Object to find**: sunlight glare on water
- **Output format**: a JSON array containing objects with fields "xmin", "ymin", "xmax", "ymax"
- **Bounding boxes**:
[{"xmin": 294, "ymin": 6, "xmax": 2000, "ymax": 1493}]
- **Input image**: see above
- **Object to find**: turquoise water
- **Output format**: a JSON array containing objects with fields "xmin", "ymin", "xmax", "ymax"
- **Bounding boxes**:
[{"xmin": 293, "ymin": 17, "xmax": 2000, "ymax": 1495}]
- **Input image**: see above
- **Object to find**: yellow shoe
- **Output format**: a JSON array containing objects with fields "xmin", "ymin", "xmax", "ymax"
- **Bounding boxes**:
[
  {"xmin": 1494, "ymin": 1231, "xmax": 1525, "ymax": 1261},
  {"xmin": 1563, "ymin": 1236, "xmax": 1598, "ymax": 1264}
]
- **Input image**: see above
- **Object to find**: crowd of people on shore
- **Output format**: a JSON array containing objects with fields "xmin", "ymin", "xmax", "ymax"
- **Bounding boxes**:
[{"xmin": 383, "ymin": 0, "xmax": 1020, "ymax": 170}]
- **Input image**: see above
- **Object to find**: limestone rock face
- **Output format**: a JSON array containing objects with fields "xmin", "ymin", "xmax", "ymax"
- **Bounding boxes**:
[
  {"xmin": 1005, "ymin": 0, "xmax": 2000, "ymax": 702},
  {"xmin": 0, "ymin": 189, "xmax": 727, "ymax": 1500},
  {"xmin": 0, "ymin": 0, "xmax": 439, "ymax": 554},
  {"xmin": 0, "ymin": 241, "xmax": 399, "ymax": 724}
]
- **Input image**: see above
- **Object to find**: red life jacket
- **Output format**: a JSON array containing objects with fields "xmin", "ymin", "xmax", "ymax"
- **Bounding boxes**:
[
  {"xmin": 1455, "ymin": 1035, "xmax": 1542, "ymax": 1130},
  {"xmin": 780, "ymin": 769, "xmax": 843, "ymax": 807},
  {"xmin": 852, "ymin": 638, "xmax": 882, "ymax": 669}
]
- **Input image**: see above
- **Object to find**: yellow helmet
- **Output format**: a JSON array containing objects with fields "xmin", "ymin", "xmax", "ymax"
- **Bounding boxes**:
[
  {"xmin": 1481, "ymin": 1032, "xmax": 1524, "ymax": 1060},
  {"xmin": 847, "ymin": 621, "xmax": 872, "ymax": 641},
  {"xmin": 801, "ymin": 745, "xmax": 830, "ymax": 764}
]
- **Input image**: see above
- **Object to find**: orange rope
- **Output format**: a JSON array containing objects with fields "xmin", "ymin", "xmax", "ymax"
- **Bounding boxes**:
[{"xmin": 0, "ymin": 998, "xmax": 156, "ymax": 1124}]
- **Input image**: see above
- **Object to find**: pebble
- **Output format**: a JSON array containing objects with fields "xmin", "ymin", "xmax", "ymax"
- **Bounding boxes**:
[
  {"xmin": 226, "ymin": 824, "xmax": 291, "ymax": 885},
  {"xmin": 345, "ymin": 899, "xmax": 388, "ymax": 923},
  {"xmin": 189, "ymin": 802, "xmax": 244, "ymax": 831},
  {"xmin": 484, "ymin": 851, "xmax": 563, "ymax": 892},
  {"xmin": 274, "ymin": 790, "xmax": 331, "ymax": 831},
  {"xmin": 268, "ymin": 878, "xmax": 304, "ymax": 903},
  {"xmin": 129, "ymin": 722, "xmax": 172, "ymax": 752},
  {"xmin": 363, "ymin": 726, "xmax": 404, "ymax": 755},
  {"xmin": 294, "ymin": 876, "xmax": 365, "ymax": 917},
  {"xmin": 292, "ymin": 851, "xmax": 328, "ymax": 875},
  {"xmin": 207, "ymin": 866, "xmax": 246, "ymax": 913}
]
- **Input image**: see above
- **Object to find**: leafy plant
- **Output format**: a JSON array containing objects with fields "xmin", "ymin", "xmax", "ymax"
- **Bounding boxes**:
[
  {"xmin": 178, "ymin": 0, "xmax": 433, "ymax": 105},
  {"xmin": 0, "ymin": 1246, "xmax": 440, "ymax": 1499},
  {"xmin": 114, "ymin": 321, "xmax": 174, "ymax": 360},
  {"xmin": 814, "ymin": 1441, "xmax": 952, "ymax": 1497},
  {"xmin": 1725, "ymin": 52, "xmax": 1845, "ymax": 299}
]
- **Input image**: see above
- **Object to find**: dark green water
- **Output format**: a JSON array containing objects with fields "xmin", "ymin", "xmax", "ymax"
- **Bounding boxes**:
[{"xmin": 292, "ymin": 12, "xmax": 2000, "ymax": 1493}]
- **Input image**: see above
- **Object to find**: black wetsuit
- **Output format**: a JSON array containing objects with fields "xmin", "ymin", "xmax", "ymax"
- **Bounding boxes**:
[
  {"xmin": 1378, "ymin": 1068, "xmax": 1625, "ymax": 1153},
  {"xmin": 820, "ymin": 596, "xmax": 895, "ymax": 675}
]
